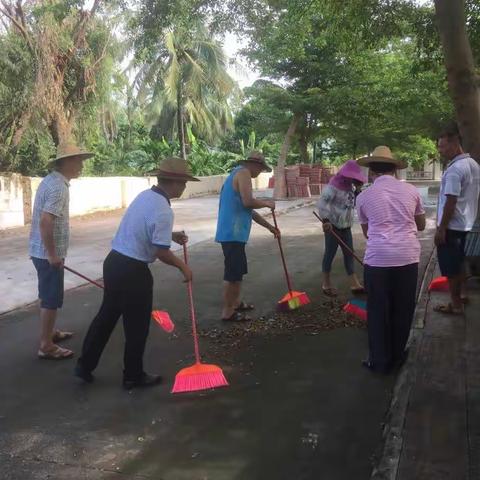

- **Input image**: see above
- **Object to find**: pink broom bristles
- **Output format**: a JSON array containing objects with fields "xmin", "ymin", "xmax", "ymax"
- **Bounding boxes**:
[
  {"xmin": 172, "ymin": 363, "xmax": 229, "ymax": 394},
  {"xmin": 172, "ymin": 244, "xmax": 229, "ymax": 394},
  {"xmin": 151, "ymin": 310, "xmax": 175, "ymax": 333},
  {"xmin": 277, "ymin": 291, "xmax": 311, "ymax": 311}
]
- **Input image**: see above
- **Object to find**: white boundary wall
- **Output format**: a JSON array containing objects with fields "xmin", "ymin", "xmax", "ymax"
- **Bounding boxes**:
[{"xmin": 0, "ymin": 172, "xmax": 271, "ymax": 230}]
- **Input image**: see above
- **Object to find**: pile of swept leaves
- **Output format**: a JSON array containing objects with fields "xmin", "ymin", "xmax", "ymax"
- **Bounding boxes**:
[{"xmin": 198, "ymin": 299, "xmax": 366, "ymax": 350}]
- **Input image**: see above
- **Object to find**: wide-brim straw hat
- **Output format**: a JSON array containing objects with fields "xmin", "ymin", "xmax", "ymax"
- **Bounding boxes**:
[
  {"xmin": 357, "ymin": 146, "xmax": 407, "ymax": 170},
  {"xmin": 240, "ymin": 150, "xmax": 272, "ymax": 173},
  {"xmin": 48, "ymin": 141, "xmax": 94, "ymax": 168},
  {"xmin": 148, "ymin": 156, "xmax": 200, "ymax": 182}
]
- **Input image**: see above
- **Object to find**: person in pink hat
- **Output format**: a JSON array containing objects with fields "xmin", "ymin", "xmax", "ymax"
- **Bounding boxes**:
[{"xmin": 316, "ymin": 160, "xmax": 367, "ymax": 297}]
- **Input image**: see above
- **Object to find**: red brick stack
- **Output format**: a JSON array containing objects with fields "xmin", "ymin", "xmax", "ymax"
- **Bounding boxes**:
[
  {"xmin": 309, "ymin": 165, "xmax": 323, "ymax": 195},
  {"xmin": 284, "ymin": 165, "xmax": 312, "ymax": 198}
]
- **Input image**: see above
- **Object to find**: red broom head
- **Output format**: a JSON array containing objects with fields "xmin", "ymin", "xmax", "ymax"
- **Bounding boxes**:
[
  {"xmin": 151, "ymin": 310, "xmax": 175, "ymax": 333},
  {"xmin": 277, "ymin": 291, "xmax": 310, "ymax": 311},
  {"xmin": 343, "ymin": 302, "xmax": 367, "ymax": 321},
  {"xmin": 428, "ymin": 276, "xmax": 449, "ymax": 292},
  {"xmin": 171, "ymin": 363, "xmax": 229, "ymax": 394}
]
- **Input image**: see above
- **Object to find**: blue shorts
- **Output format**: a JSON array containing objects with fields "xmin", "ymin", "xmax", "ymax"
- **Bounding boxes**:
[
  {"xmin": 437, "ymin": 230, "xmax": 467, "ymax": 278},
  {"xmin": 32, "ymin": 257, "xmax": 64, "ymax": 309}
]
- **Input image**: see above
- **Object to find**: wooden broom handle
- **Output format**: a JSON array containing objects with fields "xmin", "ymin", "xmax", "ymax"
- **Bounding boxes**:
[{"xmin": 313, "ymin": 211, "xmax": 364, "ymax": 266}]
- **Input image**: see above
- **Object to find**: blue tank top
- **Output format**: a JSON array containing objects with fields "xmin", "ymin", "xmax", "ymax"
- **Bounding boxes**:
[{"xmin": 215, "ymin": 167, "xmax": 253, "ymax": 243}]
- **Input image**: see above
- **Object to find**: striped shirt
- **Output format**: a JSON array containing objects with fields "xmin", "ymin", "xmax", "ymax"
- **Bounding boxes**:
[
  {"xmin": 437, "ymin": 153, "xmax": 480, "ymax": 231},
  {"xmin": 356, "ymin": 175, "xmax": 424, "ymax": 267},
  {"xmin": 29, "ymin": 171, "xmax": 70, "ymax": 259},
  {"xmin": 111, "ymin": 187, "xmax": 173, "ymax": 263}
]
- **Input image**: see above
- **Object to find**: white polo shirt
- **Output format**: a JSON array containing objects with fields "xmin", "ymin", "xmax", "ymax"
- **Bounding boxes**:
[
  {"xmin": 112, "ymin": 187, "xmax": 173, "ymax": 263},
  {"xmin": 437, "ymin": 153, "xmax": 480, "ymax": 231}
]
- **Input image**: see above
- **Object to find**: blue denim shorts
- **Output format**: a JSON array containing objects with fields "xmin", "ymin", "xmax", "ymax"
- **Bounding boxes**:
[{"xmin": 31, "ymin": 257, "xmax": 64, "ymax": 309}]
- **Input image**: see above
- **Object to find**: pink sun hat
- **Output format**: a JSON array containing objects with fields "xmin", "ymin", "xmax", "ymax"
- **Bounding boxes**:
[{"xmin": 336, "ymin": 160, "xmax": 368, "ymax": 183}]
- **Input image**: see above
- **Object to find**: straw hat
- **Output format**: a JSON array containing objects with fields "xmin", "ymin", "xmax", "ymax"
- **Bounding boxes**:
[
  {"xmin": 48, "ymin": 141, "xmax": 94, "ymax": 168},
  {"xmin": 241, "ymin": 150, "xmax": 272, "ymax": 173},
  {"xmin": 148, "ymin": 157, "xmax": 200, "ymax": 182},
  {"xmin": 357, "ymin": 146, "xmax": 407, "ymax": 170}
]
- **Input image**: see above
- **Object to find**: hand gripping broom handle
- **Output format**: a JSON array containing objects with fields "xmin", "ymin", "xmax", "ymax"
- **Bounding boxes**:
[
  {"xmin": 64, "ymin": 265, "xmax": 105, "ymax": 289},
  {"xmin": 312, "ymin": 211, "xmax": 364, "ymax": 266},
  {"xmin": 183, "ymin": 243, "xmax": 201, "ymax": 364},
  {"xmin": 271, "ymin": 210, "xmax": 294, "ymax": 295}
]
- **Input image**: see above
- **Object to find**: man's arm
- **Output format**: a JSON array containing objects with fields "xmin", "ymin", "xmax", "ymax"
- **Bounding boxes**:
[
  {"xmin": 252, "ymin": 211, "xmax": 280, "ymax": 237},
  {"xmin": 156, "ymin": 248, "xmax": 192, "ymax": 282},
  {"xmin": 415, "ymin": 214, "xmax": 426, "ymax": 231},
  {"xmin": 435, "ymin": 195, "xmax": 457, "ymax": 245},
  {"xmin": 39, "ymin": 212, "xmax": 63, "ymax": 267},
  {"xmin": 236, "ymin": 169, "xmax": 275, "ymax": 210}
]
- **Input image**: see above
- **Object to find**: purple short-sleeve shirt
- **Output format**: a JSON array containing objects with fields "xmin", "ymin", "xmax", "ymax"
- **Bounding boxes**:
[{"xmin": 356, "ymin": 175, "xmax": 424, "ymax": 267}]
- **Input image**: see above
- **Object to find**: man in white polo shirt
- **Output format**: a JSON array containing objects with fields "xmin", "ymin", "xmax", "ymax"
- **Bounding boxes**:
[
  {"xmin": 75, "ymin": 157, "xmax": 198, "ymax": 389},
  {"xmin": 435, "ymin": 125, "xmax": 480, "ymax": 315}
]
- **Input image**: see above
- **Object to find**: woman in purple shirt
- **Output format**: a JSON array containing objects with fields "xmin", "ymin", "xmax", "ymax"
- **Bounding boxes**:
[{"xmin": 356, "ymin": 146, "xmax": 426, "ymax": 374}]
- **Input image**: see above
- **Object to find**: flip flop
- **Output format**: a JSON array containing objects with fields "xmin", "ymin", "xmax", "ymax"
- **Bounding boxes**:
[
  {"xmin": 322, "ymin": 287, "xmax": 338, "ymax": 298},
  {"xmin": 222, "ymin": 311, "xmax": 252, "ymax": 322},
  {"xmin": 38, "ymin": 345, "xmax": 74, "ymax": 360},
  {"xmin": 433, "ymin": 303, "xmax": 464, "ymax": 316},
  {"xmin": 52, "ymin": 330, "xmax": 74, "ymax": 342},
  {"xmin": 235, "ymin": 301, "xmax": 255, "ymax": 312}
]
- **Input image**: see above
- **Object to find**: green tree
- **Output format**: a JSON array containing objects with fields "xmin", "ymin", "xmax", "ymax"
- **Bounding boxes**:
[{"xmin": 133, "ymin": 19, "xmax": 237, "ymax": 159}]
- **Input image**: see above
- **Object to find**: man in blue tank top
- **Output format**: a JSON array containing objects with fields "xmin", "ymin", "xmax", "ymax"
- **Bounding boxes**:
[{"xmin": 215, "ymin": 151, "xmax": 279, "ymax": 322}]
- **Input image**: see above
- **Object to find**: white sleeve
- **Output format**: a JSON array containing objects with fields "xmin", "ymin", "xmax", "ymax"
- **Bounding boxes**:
[{"xmin": 149, "ymin": 209, "xmax": 174, "ymax": 249}]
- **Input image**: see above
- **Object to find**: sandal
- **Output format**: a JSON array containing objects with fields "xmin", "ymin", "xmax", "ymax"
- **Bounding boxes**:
[
  {"xmin": 52, "ymin": 330, "xmax": 74, "ymax": 342},
  {"xmin": 351, "ymin": 287, "xmax": 366, "ymax": 294},
  {"xmin": 235, "ymin": 301, "xmax": 255, "ymax": 312},
  {"xmin": 222, "ymin": 311, "xmax": 252, "ymax": 322},
  {"xmin": 38, "ymin": 345, "xmax": 74, "ymax": 360},
  {"xmin": 433, "ymin": 303, "xmax": 464, "ymax": 316},
  {"xmin": 322, "ymin": 286, "xmax": 338, "ymax": 298}
]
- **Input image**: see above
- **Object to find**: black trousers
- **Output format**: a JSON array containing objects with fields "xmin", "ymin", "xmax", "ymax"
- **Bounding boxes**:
[
  {"xmin": 78, "ymin": 250, "xmax": 153, "ymax": 381},
  {"xmin": 364, "ymin": 263, "xmax": 418, "ymax": 370}
]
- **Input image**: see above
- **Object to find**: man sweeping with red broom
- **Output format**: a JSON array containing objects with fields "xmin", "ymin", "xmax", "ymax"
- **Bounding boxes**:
[
  {"xmin": 75, "ymin": 157, "xmax": 199, "ymax": 389},
  {"xmin": 216, "ymin": 151, "xmax": 280, "ymax": 322}
]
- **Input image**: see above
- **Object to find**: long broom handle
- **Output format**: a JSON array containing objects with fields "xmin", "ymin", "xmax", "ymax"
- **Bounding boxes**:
[
  {"xmin": 64, "ymin": 265, "xmax": 105, "ymax": 289},
  {"xmin": 183, "ymin": 243, "xmax": 201, "ymax": 365},
  {"xmin": 271, "ymin": 209, "xmax": 294, "ymax": 295},
  {"xmin": 312, "ymin": 211, "xmax": 364, "ymax": 266}
]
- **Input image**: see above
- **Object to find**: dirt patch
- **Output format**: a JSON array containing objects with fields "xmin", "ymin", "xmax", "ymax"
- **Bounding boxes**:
[{"xmin": 199, "ymin": 299, "xmax": 366, "ymax": 351}]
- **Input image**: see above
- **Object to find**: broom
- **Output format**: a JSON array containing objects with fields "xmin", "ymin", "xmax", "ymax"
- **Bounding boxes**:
[
  {"xmin": 271, "ymin": 209, "xmax": 310, "ymax": 311},
  {"xmin": 63, "ymin": 265, "xmax": 175, "ymax": 333},
  {"xmin": 343, "ymin": 298, "xmax": 367, "ymax": 321},
  {"xmin": 313, "ymin": 211, "xmax": 364, "ymax": 266},
  {"xmin": 171, "ymin": 243, "xmax": 228, "ymax": 394}
]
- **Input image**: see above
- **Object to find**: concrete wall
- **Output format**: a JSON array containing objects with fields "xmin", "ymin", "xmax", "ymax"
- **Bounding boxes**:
[
  {"xmin": 0, "ymin": 171, "xmax": 272, "ymax": 230},
  {"xmin": 0, "ymin": 174, "xmax": 24, "ymax": 229}
]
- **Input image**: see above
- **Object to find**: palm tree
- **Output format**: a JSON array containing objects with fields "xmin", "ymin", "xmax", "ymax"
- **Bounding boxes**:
[{"xmin": 135, "ymin": 22, "xmax": 237, "ymax": 159}]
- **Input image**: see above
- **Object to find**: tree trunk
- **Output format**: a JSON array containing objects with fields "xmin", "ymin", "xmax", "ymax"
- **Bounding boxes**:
[
  {"xmin": 435, "ymin": 0, "xmax": 480, "ymax": 271},
  {"xmin": 434, "ymin": 0, "xmax": 480, "ymax": 161},
  {"xmin": 274, "ymin": 112, "xmax": 302, "ymax": 199},
  {"xmin": 299, "ymin": 132, "xmax": 309, "ymax": 163},
  {"xmin": 11, "ymin": 110, "xmax": 32, "ymax": 147},
  {"xmin": 177, "ymin": 84, "xmax": 187, "ymax": 160}
]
